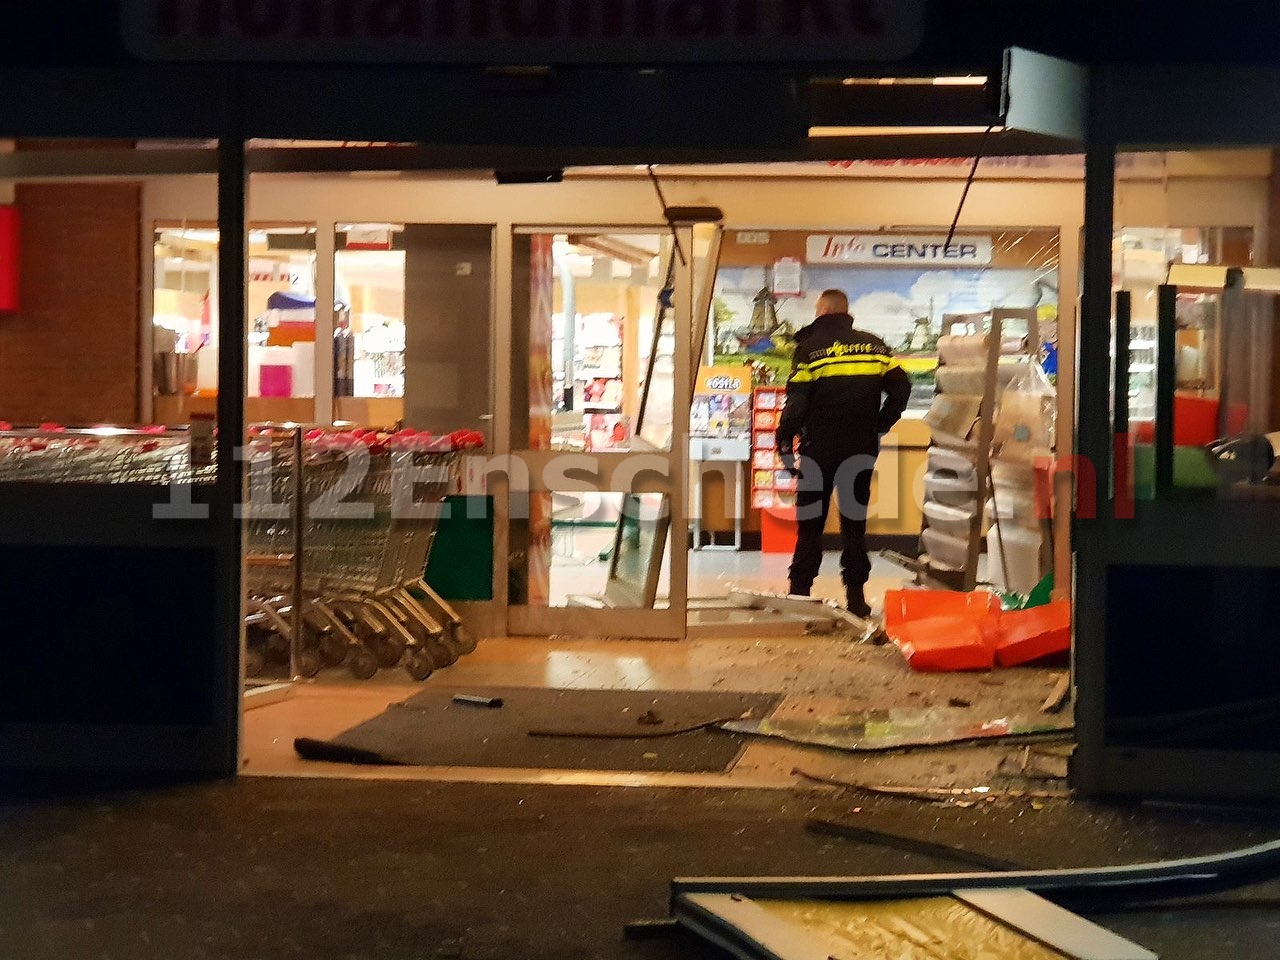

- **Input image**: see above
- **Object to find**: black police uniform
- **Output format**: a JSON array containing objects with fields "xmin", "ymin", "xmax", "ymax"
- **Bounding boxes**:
[{"xmin": 777, "ymin": 312, "xmax": 911, "ymax": 613}]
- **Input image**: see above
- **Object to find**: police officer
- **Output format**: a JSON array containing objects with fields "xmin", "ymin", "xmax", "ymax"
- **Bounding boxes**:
[{"xmin": 777, "ymin": 289, "xmax": 911, "ymax": 617}]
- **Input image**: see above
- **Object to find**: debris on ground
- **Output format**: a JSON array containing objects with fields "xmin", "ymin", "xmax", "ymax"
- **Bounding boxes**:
[
  {"xmin": 1041, "ymin": 673, "xmax": 1072, "ymax": 713},
  {"xmin": 880, "ymin": 588, "xmax": 1071, "ymax": 672},
  {"xmin": 721, "ymin": 708, "xmax": 1073, "ymax": 753},
  {"xmin": 804, "ymin": 817, "xmax": 1024, "ymax": 871},
  {"xmin": 999, "ymin": 744, "xmax": 1072, "ymax": 782},
  {"xmin": 793, "ymin": 768, "xmax": 1072, "ymax": 805},
  {"xmin": 528, "ymin": 715, "xmax": 743, "ymax": 739},
  {"xmin": 451, "ymin": 694, "xmax": 505, "ymax": 708}
]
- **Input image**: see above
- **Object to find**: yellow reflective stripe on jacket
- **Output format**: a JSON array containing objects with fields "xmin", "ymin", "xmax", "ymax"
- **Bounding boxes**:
[
  {"xmin": 791, "ymin": 357, "xmax": 896, "ymax": 382},
  {"xmin": 805, "ymin": 352, "xmax": 895, "ymax": 372}
]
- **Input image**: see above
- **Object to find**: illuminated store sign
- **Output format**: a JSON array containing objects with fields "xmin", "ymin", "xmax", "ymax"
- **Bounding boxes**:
[
  {"xmin": 806, "ymin": 233, "xmax": 994, "ymax": 265},
  {"xmin": 123, "ymin": 0, "xmax": 924, "ymax": 63}
]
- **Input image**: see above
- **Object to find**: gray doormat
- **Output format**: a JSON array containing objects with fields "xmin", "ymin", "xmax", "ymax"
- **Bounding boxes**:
[{"xmin": 294, "ymin": 686, "xmax": 782, "ymax": 773}]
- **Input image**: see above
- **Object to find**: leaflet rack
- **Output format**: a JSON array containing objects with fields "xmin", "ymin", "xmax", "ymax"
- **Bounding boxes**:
[{"xmin": 917, "ymin": 308, "xmax": 1040, "ymax": 592}]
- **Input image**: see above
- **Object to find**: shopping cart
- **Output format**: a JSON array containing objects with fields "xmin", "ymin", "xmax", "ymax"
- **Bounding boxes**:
[
  {"xmin": 0, "ymin": 426, "xmax": 217, "ymax": 486},
  {"xmin": 368, "ymin": 444, "xmax": 476, "ymax": 666},
  {"xmin": 243, "ymin": 425, "xmax": 475, "ymax": 681},
  {"xmin": 300, "ymin": 432, "xmax": 464, "ymax": 680},
  {"xmin": 242, "ymin": 427, "xmax": 367, "ymax": 679}
]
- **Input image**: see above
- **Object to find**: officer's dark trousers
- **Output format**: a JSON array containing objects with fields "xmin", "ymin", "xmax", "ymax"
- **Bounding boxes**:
[{"xmin": 788, "ymin": 449, "xmax": 876, "ymax": 595}]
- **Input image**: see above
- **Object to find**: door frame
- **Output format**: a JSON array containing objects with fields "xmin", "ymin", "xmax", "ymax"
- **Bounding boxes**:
[{"xmin": 503, "ymin": 223, "xmax": 696, "ymax": 639}]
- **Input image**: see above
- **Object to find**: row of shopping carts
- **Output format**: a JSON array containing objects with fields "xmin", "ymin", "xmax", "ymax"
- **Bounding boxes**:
[
  {"xmin": 243, "ymin": 425, "xmax": 480, "ymax": 681},
  {"xmin": 0, "ymin": 425, "xmax": 218, "ymax": 485},
  {"xmin": 0, "ymin": 422, "xmax": 478, "ymax": 682}
]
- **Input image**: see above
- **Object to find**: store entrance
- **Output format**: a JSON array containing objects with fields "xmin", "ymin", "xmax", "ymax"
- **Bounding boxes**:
[
  {"xmin": 503, "ymin": 225, "xmax": 702, "ymax": 639},
  {"xmin": 683, "ymin": 227, "xmax": 1066, "ymax": 634},
  {"xmin": 231, "ymin": 157, "xmax": 1081, "ymax": 790}
]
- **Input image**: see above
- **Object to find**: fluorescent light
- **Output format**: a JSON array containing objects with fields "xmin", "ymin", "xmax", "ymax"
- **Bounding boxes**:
[
  {"xmin": 809, "ymin": 125, "xmax": 1004, "ymax": 138},
  {"xmin": 839, "ymin": 75, "xmax": 987, "ymax": 87}
]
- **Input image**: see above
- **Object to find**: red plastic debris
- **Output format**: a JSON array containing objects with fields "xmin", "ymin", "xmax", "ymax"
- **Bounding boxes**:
[
  {"xmin": 891, "ymin": 615, "xmax": 996, "ymax": 672},
  {"xmin": 882, "ymin": 588, "xmax": 1001, "ymax": 632},
  {"xmin": 993, "ymin": 600, "xmax": 1072, "ymax": 667}
]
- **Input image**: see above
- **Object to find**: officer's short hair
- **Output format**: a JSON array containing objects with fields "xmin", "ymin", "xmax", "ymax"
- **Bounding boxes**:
[{"xmin": 817, "ymin": 289, "xmax": 849, "ymax": 313}]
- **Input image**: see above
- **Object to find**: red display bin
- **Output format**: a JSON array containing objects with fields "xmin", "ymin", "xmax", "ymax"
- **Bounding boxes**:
[
  {"xmin": 760, "ymin": 506, "xmax": 797, "ymax": 555},
  {"xmin": 1132, "ymin": 394, "xmax": 1249, "ymax": 446},
  {"xmin": 0, "ymin": 205, "xmax": 18, "ymax": 312}
]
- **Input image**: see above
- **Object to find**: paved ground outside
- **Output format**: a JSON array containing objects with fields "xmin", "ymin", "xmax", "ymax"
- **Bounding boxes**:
[{"xmin": 2, "ymin": 777, "xmax": 1279, "ymax": 959}]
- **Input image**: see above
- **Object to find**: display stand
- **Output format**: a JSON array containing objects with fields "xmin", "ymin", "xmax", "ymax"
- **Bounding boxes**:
[
  {"xmin": 689, "ymin": 364, "xmax": 752, "ymax": 552},
  {"xmin": 690, "ymin": 441, "xmax": 747, "ymax": 551},
  {"xmin": 917, "ymin": 308, "xmax": 1042, "ymax": 593},
  {"xmin": 749, "ymin": 385, "xmax": 797, "ymax": 553}
]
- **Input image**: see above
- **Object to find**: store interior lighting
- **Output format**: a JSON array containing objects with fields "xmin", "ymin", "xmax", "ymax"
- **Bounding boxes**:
[
  {"xmin": 808, "ymin": 125, "xmax": 1005, "ymax": 138},
  {"xmin": 808, "ymin": 72, "xmax": 1002, "ymax": 133},
  {"xmin": 839, "ymin": 75, "xmax": 988, "ymax": 86}
]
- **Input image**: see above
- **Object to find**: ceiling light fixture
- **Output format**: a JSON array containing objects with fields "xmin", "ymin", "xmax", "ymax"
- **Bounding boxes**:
[
  {"xmin": 808, "ymin": 125, "xmax": 1005, "ymax": 138},
  {"xmin": 839, "ymin": 75, "xmax": 987, "ymax": 87}
]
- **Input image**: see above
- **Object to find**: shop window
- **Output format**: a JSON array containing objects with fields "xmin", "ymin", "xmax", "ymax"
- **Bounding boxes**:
[
  {"xmin": 509, "ymin": 230, "xmax": 678, "ymax": 611},
  {"xmin": 0, "ymin": 138, "xmax": 222, "ymax": 485},
  {"xmin": 511, "ymin": 491, "xmax": 671, "ymax": 610},
  {"xmin": 334, "ymin": 224, "xmax": 406, "ymax": 401},
  {"xmin": 1111, "ymin": 225, "xmax": 1251, "ymax": 427},
  {"xmin": 152, "ymin": 222, "xmax": 318, "ymax": 425},
  {"xmin": 1110, "ymin": 148, "xmax": 1276, "ymax": 502},
  {"xmin": 515, "ymin": 231, "xmax": 673, "ymax": 454},
  {"xmin": 710, "ymin": 228, "xmax": 1062, "ymax": 415},
  {"xmin": 344, "ymin": 223, "xmax": 494, "ymax": 445}
]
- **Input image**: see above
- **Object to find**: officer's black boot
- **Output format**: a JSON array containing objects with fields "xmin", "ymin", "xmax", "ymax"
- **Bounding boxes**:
[{"xmin": 845, "ymin": 583, "xmax": 871, "ymax": 619}]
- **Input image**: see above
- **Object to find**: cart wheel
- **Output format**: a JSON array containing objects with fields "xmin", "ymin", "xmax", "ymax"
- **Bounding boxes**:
[
  {"xmin": 452, "ymin": 624, "xmax": 478, "ymax": 654},
  {"xmin": 405, "ymin": 650, "xmax": 434, "ymax": 681},
  {"xmin": 266, "ymin": 633, "xmax": 291, "ymax": 664},
  {"xmin": 318, "ymin": 631, "xmax": 349, "ymax": 667},
  {"xmin": 349, "ymin": 649, "xmax": 379, "ymax": 680},
  {"xmin": 295, "ymin": 649, "xmax": 322, "ymax": 679},
  {"xmin": 425, "ymin": 639, "xmax": 457, "ymax": 670},
  {"xmin": 370, "ymin": 634, "xmax": 406, "ymax": 668},
  {"xmin": 244, "ymin": 647, "xmax": 266, "ymax": 678}
]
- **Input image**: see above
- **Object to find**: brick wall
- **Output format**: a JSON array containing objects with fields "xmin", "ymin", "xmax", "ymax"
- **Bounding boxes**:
[{"xmin": 0, "ymin": 182, "xmax": 141, "ymax": 424}]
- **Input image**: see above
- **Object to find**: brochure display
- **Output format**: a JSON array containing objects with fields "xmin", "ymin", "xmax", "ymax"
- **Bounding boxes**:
[{"xmin": 690, "ymin": 365, "xmax": 752, "ymax": 551}]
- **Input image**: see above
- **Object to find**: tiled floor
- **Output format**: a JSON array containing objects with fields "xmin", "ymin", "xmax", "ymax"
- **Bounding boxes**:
[
  {"xmin": 548, "ymin": 530, "xmax": 914, "ymax": 608},
  {"xmin": 244, "ymin": 547, "xmax": 1067, "ymax": 792}
]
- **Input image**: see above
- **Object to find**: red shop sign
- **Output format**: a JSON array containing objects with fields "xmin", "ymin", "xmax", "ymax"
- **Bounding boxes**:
[{"xmin": 0, "ymin": 206, "xmax": 19, "ymax": 312}]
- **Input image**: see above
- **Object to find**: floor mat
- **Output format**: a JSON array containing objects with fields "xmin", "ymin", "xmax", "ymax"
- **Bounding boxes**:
[{"xmin": 294, "ymin": 686, "xmax": 783, "ymax": 772}]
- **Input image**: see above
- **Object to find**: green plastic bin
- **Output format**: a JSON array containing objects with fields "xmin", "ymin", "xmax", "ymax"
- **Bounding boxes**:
[{"xmin": 423, "ymin": 495, "xmax": 495, "ymax": 601}]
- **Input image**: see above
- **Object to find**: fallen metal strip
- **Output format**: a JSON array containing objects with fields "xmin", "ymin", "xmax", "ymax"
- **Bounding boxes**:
[
  {"xmin": 527, "ymin": 717, "xmax": 740, "ymax": 739},
  {"xmin": 725, "ymin": 588, "xmax": 876, "ymax": 636},
  {"xmin": 804, "ymin": 817, "xmax": 1024, "ymax": 872},
  {"xmin": 962, "ymin": 890, "xmax": 1162, "ymax": 960},
  {"xmin": 721, "ymin": 718, "xmax": 1073, "ymax": 754},
  {"xmin": 794, "ymin": 767, "xmax": 1070, "ymax": 801},
  {"xmin": 956, "ymin": 888, "xmax": 1157, "ymax": 960},
  {"xmin": 242, "ymin": 682, "xmax": 293, "ymax": 711},
  {"xmin": 672, "ymin": 837, "xmax": 1280, "ymax": 902}
]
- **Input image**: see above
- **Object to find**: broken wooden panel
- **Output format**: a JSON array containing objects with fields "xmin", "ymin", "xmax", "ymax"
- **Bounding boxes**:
[{"xmin": 674, "ymin": 891, "xmax": 1157, "ymax": 960}]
